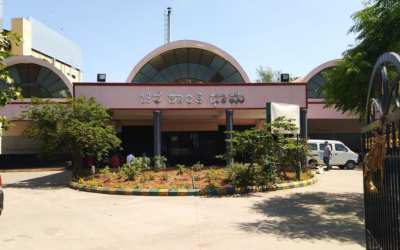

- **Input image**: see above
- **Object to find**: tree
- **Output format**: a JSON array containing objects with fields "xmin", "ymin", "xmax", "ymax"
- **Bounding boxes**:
[
  {"xmin": 17, "ymin": 95, "xmax": 122, "ymax": 176},
  {"xmin": 254, "ymin": 65, "xmax": 282, "ymax": 82},
  {"xmin": 319, "ymin": 0, "xmax": 400, "ymax": 120},
  {"xmin": 0, "ymin": 32, "xmax": 23, "ymax": 134},
  {"xmin": 216, "ymin": 117, "xmax": 310, "ymax": 182}
]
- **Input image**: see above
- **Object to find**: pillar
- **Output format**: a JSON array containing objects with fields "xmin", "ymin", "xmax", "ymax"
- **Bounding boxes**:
[
  {"xmin": 226, "ymin": 110, "xmax": 234, "ymax": 165},
  {"xmin": 300, "ymin": 109, "xmax": 308, "ymax": 166},
  {"xmin": 153, "ymin": 110, "xmax": 161, "ymax": 157},
  {"xmin": 300, "ymin": 109, "xmax": 308, "ymax": 139}
]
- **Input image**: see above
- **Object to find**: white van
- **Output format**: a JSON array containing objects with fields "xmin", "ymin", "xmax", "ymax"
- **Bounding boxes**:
[{"xmin": 307, "ymin": 139, "xmax": 359, "ymax": 169}]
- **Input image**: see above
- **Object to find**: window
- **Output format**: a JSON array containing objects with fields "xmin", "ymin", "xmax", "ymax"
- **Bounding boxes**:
[
  {"xmin": 308, "ymin": 143, "xmax": 317, "ymax": 150},
  {"xmin": 319, "ymin": 144, "xmax": 332, "ymax": 151},
  {"xmin": 335, "ymin": 144, "xmax": 347, "ymax": 152}
]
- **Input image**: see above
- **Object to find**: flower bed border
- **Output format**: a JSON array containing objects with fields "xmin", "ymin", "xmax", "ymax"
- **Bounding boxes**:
[{"xmin": 67, "ymin": 177, "xmax": 318, "ymax": 196}]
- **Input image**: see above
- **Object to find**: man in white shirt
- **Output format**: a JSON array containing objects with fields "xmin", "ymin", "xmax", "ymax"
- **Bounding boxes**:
[
  {"xmin": 323, "ymin": 141, "xmax": 332, "ymax": 171},
  {"xmin": 126, "ymin": 151, "xmax": 135, "ymax": 165}
]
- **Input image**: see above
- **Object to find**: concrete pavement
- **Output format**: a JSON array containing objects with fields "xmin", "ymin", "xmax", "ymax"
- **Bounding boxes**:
[{"xmin": 0, "ymin": 166, "xmax": 365, "ymax": 250}]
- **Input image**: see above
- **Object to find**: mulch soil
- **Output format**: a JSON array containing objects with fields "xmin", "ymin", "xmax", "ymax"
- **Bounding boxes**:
[{"xmin": 81, "ymin": 166, "xmax": 312, "ymax": 189}]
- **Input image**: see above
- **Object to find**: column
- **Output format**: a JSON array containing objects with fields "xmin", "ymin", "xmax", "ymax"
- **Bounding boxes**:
[
  {"xmin": 226, "ymin": 110, "xmax": 234, "ymax": 165},
  {"xmin": 300, "ymin": 109, "xmax": 308, "ymax": 166},
  {"xmin": 300, "ymin": 109, "xmax": 308, "ymax": 139},
  {"xmin": 153, "ymin": 110, "xmax": 161, "ymax": 157}
]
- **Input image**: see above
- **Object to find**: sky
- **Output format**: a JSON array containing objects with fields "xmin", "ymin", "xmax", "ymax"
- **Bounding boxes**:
[{"xmin": 4, "ymin": 0, "xmax": 365, "ymax": 83}]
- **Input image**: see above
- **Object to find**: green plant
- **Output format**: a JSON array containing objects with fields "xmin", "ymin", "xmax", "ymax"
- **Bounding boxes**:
[
  {"xmin": 162, "ymin": 173, "xmax": 169, "ymax": 180},
  {"xmin": 120, "ymin": 164, "xmax": 142, "ymax": 181},
  {"xmin": 17, "ymin": 95, "xmax": 122, "ymax": 176},
  {"xmin": 209, "ymin": 182, "xmax": 217, "ymax": 188},
  {"xmin": 176, "ymin": 164, "xmax": 185, "ymax": 175},
  {"xmin": 134, "ymin": 184, "xmax": 140, "ymax": 189},
  {"xmin": 90, "ymin": 180, "xmax": 98, "ymax": 186},
  {"xmin": 206, "ymin": 167, "xmax": 221, "ymax": 183},
  {"xmin": 149, "ymin": 173, "xmax": 156, "ymax": 180},
  {"xmin": 194, "ymin": 175, "xmax": 201, "ymax": 181},
  {"xmin": 78, "ymin": 177, "xmax": 84, "ymax": 184},
  {"xmin": 173, "ymin": 183, "xmax": 188, "ymax": 190},
  {"xmin": 99, "ymin": 166, "xmax": 110, "ymax": 175},
  {"xmin": 310, "ymin": 173, "xmax": 315, "ymax": 178},
  {"xmin": 70, "ymin": 175, "xmax": 79, "ymax": 182},
  {"xmin": 156, "ymin": 185, "xmax": 163, "ymax": 189},
  {"xmin": 153, "ymin": 155, "xmax": 167, "ymax": 172},
  {"xmin": 114, "ymin": 183, "xmax": 121, "ymax": 188},
  {"xmin": 192, "ymin": 161, "xmax": 204, "ymax": 172},
  {"xmin": 140, "ymin": 174, "xmax": 148, "ymax": 183}
]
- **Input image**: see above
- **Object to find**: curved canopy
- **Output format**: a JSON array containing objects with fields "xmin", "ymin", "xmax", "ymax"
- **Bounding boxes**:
[
  {"xmin": 0, "ymin": 63, "xmax": 71, "ymax": 98},
  {"xmin": 132, "ymin": 47, "xmax": 245, "ymax": 83}
]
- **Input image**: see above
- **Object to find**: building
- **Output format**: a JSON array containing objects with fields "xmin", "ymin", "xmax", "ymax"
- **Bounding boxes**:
[{"xmin": 0, "ymin": 18, "xmax": 361, "ymax": 168}]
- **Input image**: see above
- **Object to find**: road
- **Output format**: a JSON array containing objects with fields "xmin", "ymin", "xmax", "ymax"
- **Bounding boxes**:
[{"xmin": 0, "ymin": 166, "xmax": 365, "ymax": 250}]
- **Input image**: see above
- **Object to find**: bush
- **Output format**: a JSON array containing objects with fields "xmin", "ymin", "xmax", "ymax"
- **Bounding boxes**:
[
  {"xmin": 301, "ymin": 165, "xmax": 309, "ymax": 173},
  {"xmin": 149, "ymin": 173, "xmax": 156, "ymax": 180},
  {"xmin": 114, "ymin": 183, "xmax": 122, "ymax": 188},
  {"xmin": 156, "ymin": 185, "xmax": 163, "ymax": 189},
  {"xmin": 194, "ymin": 175, "xmax": 201, "ymax": 181},
  {"xmin": 225, "ymin": 162, "xmax": 250, "ymax": 187},
  {"xmin": 162, "ymin": 173, "xmax": 169, "ymax": 180},
  {"xmin": 153, "ymin": 156, "xmax": 167, "ymax": 172},
  {"xmin": 140, "ymin": 174, "xmax": 148, "ymax": 183},
  {"xmin": 120, "ymin": 164, "xmax": 142, "ymax": 181},
  {"xmin": 209, "ymin": 182, "xmax": 217, "ymax": 188},
  {"xmin": 176, "ymin": 164, "xmax": 185, "ymax": 175},
  {"xmin": 90, "ymin": 180, "xmax": 98, "ymax": 186},
  {"xmin": 99, "ymin": 166, "xmax": 110, "ymax": 175},
  {"xmin": 78, "ymin": 177, "xmax": 84, "ymax": 184},
  {"xmin": 192, "ymin": 161, "xmax": 204, "ymax": 172},
  {"xmin": 206, "ymin": 167, "xmax": 221, "ymax": 183}
]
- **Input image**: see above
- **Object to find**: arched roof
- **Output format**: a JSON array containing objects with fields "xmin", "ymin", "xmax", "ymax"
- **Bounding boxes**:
[
  {"xmin": 1, "ymin": 56, "xmax": 73, "ymax": 98},
  {"xmin": 294, "ymin": 59, "xmax": 340, "ymax": 98},
  {"xmin": 126, "ymin": 40, "xmax": 250, "ymax": 83}
]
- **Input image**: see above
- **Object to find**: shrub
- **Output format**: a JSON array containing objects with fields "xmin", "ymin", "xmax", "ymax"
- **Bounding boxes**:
[
  {"xmin": 153, "ymin": 156, "xmax": 167, "ymax": 172},
  {"xmin": 209, "ymin": 182, "xmax": 217, "ymax": 188},
  {"xmin": 117, "ymin": 166, "xmax": 125, "ymax": 178},
  {"xmin": 140, "ymin": 174, "xmax": 148, "ymax": 183},
  {"xmin": 149, "ymin": 173, "xmax": 156, "ymax": 180},
  {"xmin": 192, "ymin": 161, "xmax": 204, "ymax": 172},
  {"xmin": 134, "ymin": 184, "xmax": 140, "ymax": 189},
  {"xmin": 301, "ymin": 165, "xmax": 309, "ymax": 173},
  {"xmin": 114, "ymin": 183, "xmax": 122, "ymax": 188},
  {"xmin": 90, "ymin": 180, "xmax": 98, "ymax": 186},
  {"xmin": 162, "ymin": 173, "xmax": 169, "ymax": 180},
  {"xmin": 156, "ymin": 185, "xmax": 163, "ymax": 189},
  {"xmin": 70, "ymin": 175, "xmax": 79, "ymax": 182},
  {"xmin": 310, "ymin": 173, "xmax": 315, "ymax": 178},
  {"xmin": 121, "ymin": 164, "xmax": 142, "ymax": 181},
  {"xmin": 206, "ymin": 167, "xmax": 221, "ymax": 183},
  {"xmin": 176, "ymin": 164, "xmax": 185, "ymax": 175},
  {"xmin": 225, "ymin": 162, "xmax": 250, "ymax": 187},
  {"xmin": 173, "ymin": 183, "xmax": 189, "ymax": 190},
  {"xmin": 78, "ymin": 177, "xmax": 84, "ymax": 184},
  {"xmin": 194, "ymin": 175, "xmax": 201, "ymax": 181},
  {"xmin": 99, "ymin": 166, "xmax": 110, "ymax": 175}
]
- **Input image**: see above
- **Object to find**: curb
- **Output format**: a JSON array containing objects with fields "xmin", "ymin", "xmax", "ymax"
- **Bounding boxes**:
[
  {"xmin": 67, "ymin": 177, "xmax": 318, "ymax": 196},
  {"xmin": 0, "ymin": 167, "xmax": 66, "ymax": 173}
]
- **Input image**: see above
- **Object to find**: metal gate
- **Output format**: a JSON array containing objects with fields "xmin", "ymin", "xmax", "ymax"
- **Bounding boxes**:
[{"xmin": 362, "ymin": 52, "xmax": 400, "ymax": 249}]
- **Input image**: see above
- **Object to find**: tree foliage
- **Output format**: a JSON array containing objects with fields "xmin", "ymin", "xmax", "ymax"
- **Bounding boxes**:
[
  {"xmin": 17, "ymin": 95, "xmax": 122, "ymax": 176},
  {"xmin": 254, "ymin": 65, "xmax": 282, "ymax": 82},
  {"xmin": 0, "ymin": 32, "xmax": 23, "ymax": 134},
  {"xmin": 216, "ymin": 117, "xmax": 311, "ymax": 184},
  {"xmin": 319, "ymin": 0, "xmax": 400, "ymax": 120}
]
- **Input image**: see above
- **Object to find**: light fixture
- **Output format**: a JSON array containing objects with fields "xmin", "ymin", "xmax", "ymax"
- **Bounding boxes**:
[
  {"xmin": 97, "ymin": 73, "xmax": 106, "ymax": 82},
  {"xmin": 281, "ymin": 73, "xmax": 289, "ymax": 82}
]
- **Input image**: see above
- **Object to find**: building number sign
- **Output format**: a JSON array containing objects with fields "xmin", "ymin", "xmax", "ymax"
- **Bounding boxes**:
[{"xmin": 140, "ymin": 91, "xmax": 245, "ymax": 107}]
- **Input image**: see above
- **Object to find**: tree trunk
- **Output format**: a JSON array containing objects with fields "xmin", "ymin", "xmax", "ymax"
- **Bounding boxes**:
[{"xmin": 72, "ymin": 152, "xmax": 83, "ymax": 177}]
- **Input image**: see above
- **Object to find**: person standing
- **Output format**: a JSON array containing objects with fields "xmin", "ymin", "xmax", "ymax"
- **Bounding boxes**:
[
  {"xmin": 110, "ymin": 153, "xmax": 120, "ymax": 168},
  {"xmin": 323, "ymin": 141, "xmax": 332, "ymax": 171},
  {"xmin": 126, "ymin": 151, "xmax": 135, "ymax": 165}
]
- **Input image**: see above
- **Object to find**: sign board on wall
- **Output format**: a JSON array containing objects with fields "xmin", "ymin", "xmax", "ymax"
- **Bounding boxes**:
[{"xmin": 266, "ymin": 102, "xmax": 300, "ymax": 134}]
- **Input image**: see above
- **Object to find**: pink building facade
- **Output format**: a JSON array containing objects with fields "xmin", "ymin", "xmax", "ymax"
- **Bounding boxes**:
[{"xmin": 0, "ymin": 40, "xmax": 361, "ymax": 167}]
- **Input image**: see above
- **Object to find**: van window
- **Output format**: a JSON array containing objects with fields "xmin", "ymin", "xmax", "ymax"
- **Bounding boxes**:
[
  {"xmin": 335, "ymin": 144, "xmax": 347, "ymax": 152},
  {"xmin": 308, "ymin": 143, "xmax": 317, "ymax": 150},
  {"xmin": 319, "ymin": 144, "xmax": 332, "ymax": 151}
]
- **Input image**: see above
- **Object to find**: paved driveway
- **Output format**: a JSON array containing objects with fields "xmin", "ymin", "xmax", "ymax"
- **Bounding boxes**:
[{"xmin": 0, "ymin": 167, "xmax": 365, "ymax": 250}]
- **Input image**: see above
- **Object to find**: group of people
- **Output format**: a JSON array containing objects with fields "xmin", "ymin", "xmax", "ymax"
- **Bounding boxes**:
[{"xmin": 84, "ymin": 151, "xmax": 149, "ymax": 168}]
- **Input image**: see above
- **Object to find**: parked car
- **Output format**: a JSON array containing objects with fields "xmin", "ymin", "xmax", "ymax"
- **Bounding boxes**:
[
  {"xmin": 307, "ymin": 139, "xmax": 358, "ymax": 169},
  {"xmin": 0, "ymin": 175, "xmax": 3, "ymax": 215}
]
